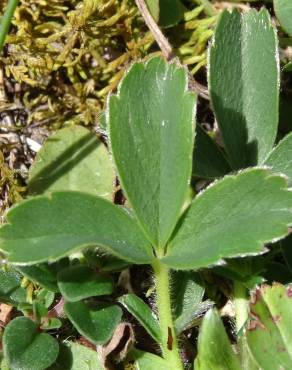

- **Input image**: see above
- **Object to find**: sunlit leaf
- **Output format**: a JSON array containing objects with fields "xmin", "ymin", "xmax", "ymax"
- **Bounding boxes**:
[
  {"xmin": 109, "ymin": 56, "xmax": 196, "ymax": 248},
  {"xmin": 0, "ymin": 192, "xmax": 154, "ymax": 265},
  {"xmin": 194, "ymin": 309, "xmax": 241, "ymax": 370},
  {"xmin": 29, "ymin": 126, "xmax": 115, "ymax": 200},
  {"xmin": 209, "ymin": 9, "xmax": 279, "ymax": 169},
  {"xmin": 163, "ymin": 168, "xmax": 292, "ymax": 270}
]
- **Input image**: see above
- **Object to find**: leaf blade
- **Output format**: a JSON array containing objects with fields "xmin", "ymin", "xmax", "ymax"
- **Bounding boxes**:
[
  {"xmin": 194, "ymin": 309, "xmax": 241, "ymax": 370},
  {"xmin": 50, "ymin": 341, "xmax": 103, "ymax": 370},
  {"xmin": 3, "ymin": 317, "xmax": 59, "ymax": 370},
  {"xmin": 163, "ymin": 168, "xmax": 292, "ymax": 270},
  {"xmin": 57, "ymin": 265, "xmax": 114, "ymax": 302},
  {"xmin": 29, "ymin": 126, "xmax": 115, "ymax": 199},
  {"xmin": 119, "ymin": 293, "xmax": 161, "ymax": 343},
  {"xmin": 265, "ymin": 132, "xmax": 292, "ymax": 186},
  {"xmin": 193, "ymin": 125, "xmax": 231, "ymax": 179},
  {"xmin": 109, "ymin": 56, "xmax": 196, "ymax": 248},
  {"xmin": 64, "ymin": 301, "xmax": 122, "ymax": 345},
  {"xmin": 172, "ymin": 271, "xmax": 207, "ymax": 333},
  {"xmin": 274, "ymin": 0, "xmax": 292, "ymax": 36},
  {"xmin": 246, "ymin": 284, "xmax": 292, "ymax": 369},
  {"xmin": 209, "ymin": 9, "xmax": 279, "ymax": 169},
  {"xmin": 132, "ymin": 349, "xmax": 168, "ymax": 370},
  {"xmin": 0, "ymin": 192, "xmax": 154, "ymax": 265}
]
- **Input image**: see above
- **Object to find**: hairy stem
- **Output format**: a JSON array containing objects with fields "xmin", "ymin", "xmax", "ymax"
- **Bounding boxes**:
[
  {"xmin": 0, "ymin": 0, "xmax": 20, "ymax": 53},
  {"xmin": 152, "ymin": 260, "xmax": 183, "ymax": 370}
]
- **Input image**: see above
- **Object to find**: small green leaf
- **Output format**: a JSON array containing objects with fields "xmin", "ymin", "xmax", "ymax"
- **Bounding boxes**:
[
  {"xmin": 33, "ymin": 300, "xmax": 48, "ymax": 321},
  {"xmin": 3, "ymin": 317, "xmax": 59, "ymax": 370},
  {"xmin": 209, "ymin": 9, "xmax": 279, "ymax": 169},
  {"xmin": 132, "ymin": 349, "xmax": 168, "ymax": 370},
  {"xmin": 17, "ymin": 263, "xmax": 64, "ymax": 292},
  {"xmin": 64, "ymin": 301, "xmax": 122, "ymax": 345},
  {"xmin": 194, "ymin": 309, "xmax": 241, "ymax": 370},
  {"xmin": 57, "ymin": 265, "xmax": 113, "ymax": 302},
  {"xmin": 29, "ymin": 126, "xmax": 114, "ymax": 200},
  {"xmin": 274, "ymin": 0, "xmax": 292, "ymax": 36},
  {"xmin": 163, "ymin": 168, "xmax": 292, "ymax": 270},
  {"xmin": 265, "ymin": 133, "xmax": 292, "ymax": 186},
  {"xmin": 50, "ymin": 341, "xmax": 103, "ymax": 370},
  {"xmin": 109, "ymin": 56, "xmax": 196, "ymax": 248},
  {"xmin": 0, "ymin": 269, "xmax": 26, "ymax": 304},
  {"xmin": 193, "ymin": 125, "xmax": 231, "ymax": 179},
  {"xmin": 172, "ymin": 271, "xmax": 206, "ymax": 333},
  {"xmin": 246, "ymin": 284, "xmax": 292, "ymax": 369},
  {"xmin": 119, "ymin": 294, "xmax": 161, "ymax": 343},
  {"xmin": 36, "ymin": 289, "xmax": 55, "ymax": 308},
  {"xmin": 0, "ymin": 192, "xmax": 154, "ymax": 265}
]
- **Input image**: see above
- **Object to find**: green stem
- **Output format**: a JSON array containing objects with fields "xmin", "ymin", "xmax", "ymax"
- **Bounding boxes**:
[
  {"xmin": 234, "ymin": 281, "xmax": 249, "ymax": 334},
  {"xmin": 152, "ymin": 260, "xmax": 184, "ymax": 370},
  {"xmin": 0, "ymin": 0, "xmax": 20, "ymax": 53}
]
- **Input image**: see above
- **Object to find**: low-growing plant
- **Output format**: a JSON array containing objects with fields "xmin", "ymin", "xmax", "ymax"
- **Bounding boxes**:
[{"xmin": 2, "ymin": 7, "xmax": 292, "ymax": 370}]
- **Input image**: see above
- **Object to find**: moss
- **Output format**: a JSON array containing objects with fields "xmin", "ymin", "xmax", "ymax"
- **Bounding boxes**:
[
  {"xmin": 0, "ymin": 0, "xmax": 215, "ymax": 128},
  {"xmin": 0, "ymin": 151, "xmax": 25, "ymax": 215}
]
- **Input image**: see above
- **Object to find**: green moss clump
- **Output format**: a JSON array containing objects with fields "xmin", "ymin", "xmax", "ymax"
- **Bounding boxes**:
[{"xmin": 0, "ymin": 0, "xmax": 215, "ymax": 128}]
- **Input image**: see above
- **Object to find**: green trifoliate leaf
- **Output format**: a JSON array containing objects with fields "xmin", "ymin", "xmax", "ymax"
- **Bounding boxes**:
[
  {"xmin": 265, "ymin": 132, "xmax": 292, "ymax": 186},
  {"xmin": 246, "ymin": 284, "xmax": 292, "ymax": 369},
  {"xmin": 209, "ymin": 9, "xmax": 279, "ymax": 169},
  {"xmin": 119, "ymin": 294, "xmax": 161, "ymax": 343},
  {"xmin": 109, "ymin": 56, "xmax": 196, "ymax": 248},
  {"xmin": 194, "ymin": 309, "xmax": 241, "ymax": 370},
  {"xmin": 163, "ymin": 168, "xmax": 292, "ymax": 270},
  {"xmin": 29, "ymin": 126, "xmax": 115, "ymax": 199},
  {"xmin": 274, "ymin": 0, "xmax": 292, "ymax": 36},
  {"xmin": 193, "ymin": 125, "xmax": 231, "ymax": 179},
  {"xmin": 57, "ymin": 265, "xmax": 113, "ymax": 302},
  {"xmin": 3, "ymin": 317, "xmax": 59, "ymax": 370},
  {"xmin": 64, "ymin": 301, "xmax": 122, "ymax": 345},
  {"xmin": 0, "ymin": 192, "xmax": 154, "ymax": 265}
]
